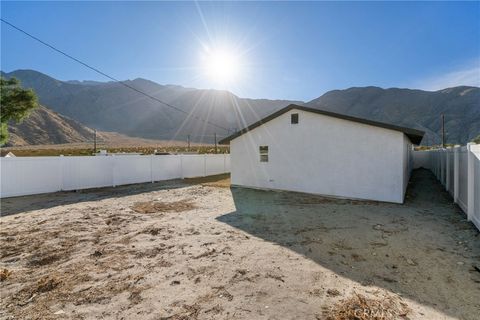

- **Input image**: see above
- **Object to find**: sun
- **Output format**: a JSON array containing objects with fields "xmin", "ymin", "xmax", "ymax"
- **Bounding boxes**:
[{"xmin": 203, "ymin": 47, "xmax": 241, "ymax": 84}]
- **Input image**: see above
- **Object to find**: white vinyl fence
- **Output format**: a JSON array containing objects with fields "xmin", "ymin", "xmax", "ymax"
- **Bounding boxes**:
[
  {"xmin": 413, "ymin": 143, "xmax": 480, "ymax": 231},
  {"xmin": 0, "ymin": 154, "xmax": 230, "ymax": 198}
]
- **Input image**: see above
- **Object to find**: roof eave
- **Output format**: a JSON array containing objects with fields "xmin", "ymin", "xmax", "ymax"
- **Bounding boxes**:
[{"xmin": 219, "ymin": 104, "xmax": 425, "ymax": 145}]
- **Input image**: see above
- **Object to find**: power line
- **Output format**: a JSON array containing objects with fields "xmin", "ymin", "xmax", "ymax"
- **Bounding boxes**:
[{"xmin": 1, "ymin": 18, "xmax": 230, "ymax": 132}]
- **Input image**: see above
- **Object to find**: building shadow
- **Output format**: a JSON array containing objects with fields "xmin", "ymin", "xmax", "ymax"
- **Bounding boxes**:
[
  {"xmin": 216, "ymin": 169, "xmax": 480, "ymax": 319},
  {"xmin": 1, "ymin": 174, "xmax": 229, "ymax": 216}
]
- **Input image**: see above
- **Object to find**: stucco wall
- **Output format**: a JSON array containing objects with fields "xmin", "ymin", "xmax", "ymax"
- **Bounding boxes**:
[{"xmin": 230, "ymin": 109, "xmax": 406, "ymax": 203}]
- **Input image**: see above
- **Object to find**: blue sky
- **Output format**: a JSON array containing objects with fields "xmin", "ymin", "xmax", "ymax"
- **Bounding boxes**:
[{"xmin": 1, "ymin": 1, "xmax": 479, "ymax": 101}]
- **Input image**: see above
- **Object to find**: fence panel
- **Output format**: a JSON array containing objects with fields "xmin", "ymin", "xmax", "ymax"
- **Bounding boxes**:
[
  {"xmin": 413, "ymin": 151, "xmax": 430, "ymax": 169},
  {"xmin": 0, "ymin": 157, "xmax": 61, "ymax": 197},
  {"xmin": 413, "ymin": 144, "xmax": 479, "ymax": 231},
  {"xmin": 441, "ymin": 151, "xmax": 446, "ymax": 186},
  {"xmin": 225, "ymin": 154, "xmax": 231, "ymax": 172},
  {"xmin": 457, "ymin": 147, "xmax": 469, "ymax": 212},
  {"xmin": 436, "ymin": 151, "xmax": 441, "ymax": 180},
  {"xmin": 472, "ymin": 145, "xmax": 480, "ymax": 230},
  {"xmin": 0, "ymin": 154, "xmax": 231, "ymax": 198},
  {"xmin": 113, "ymin": 155, "xmax": 152, "ymax": 186},
  {"xmin": 181, "ymin": 155, "xmax": 206, "ymax": 178},
  {"xmin": 62, "ymin": 156, "xmax": 113, "ymax": 190},
  {"xmin": 447, "ymin": 150, "xmax": 455, "ymax": 196},
  {"xmin": 152, "ymin": 155, "xmax": 182, "ymax": 181},
  {"xmin": 206, "ymin": 154, "xmax": 228, "ymax": 176}
]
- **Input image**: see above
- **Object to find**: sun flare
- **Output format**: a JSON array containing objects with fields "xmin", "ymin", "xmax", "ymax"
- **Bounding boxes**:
[{"xmin": 203, "ymin": 48, "xmax": 241, "ymax": 84}]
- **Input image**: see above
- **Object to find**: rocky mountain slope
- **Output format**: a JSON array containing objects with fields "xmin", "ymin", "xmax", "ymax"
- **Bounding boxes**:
[
  {"xmin": 6, "ymin": 104, "xmax": 102, "ymax": 146},
  {"xmin": 3, "ymin": 69, "xmax": 479, "ymax": 145},
  {"xmin": 2, "ymin": 70, "xmax": 300, "ymax": 143},
  {"xmin": 306, "ymin": 86, "xmax": 479, "ymax": 145}
]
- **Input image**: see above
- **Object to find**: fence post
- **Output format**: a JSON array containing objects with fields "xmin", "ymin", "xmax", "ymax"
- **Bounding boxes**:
[
  {"xmin": 453, "ymin": 146, "xmax": 459, "ymax": 203},
  {"xmin": 445, "ymin": 148, "xmax": 450, "ymax": 192},
  {"xmin": 443, "ymin": 149, "xmax": 447, "ymax": 186},
  {"xmin": 180, "ymin": 154, "xmax": 184, "ymax": 179},
  {"xmin": 59, "ymin": 155, "xmax": 64, "ymax": 191},
  {"xmin": 150, "ymin": 154, "xmax": 154, "ymax": 183},
  {"xmin": 111, "ymin": 155, "xmax": 116, "ymax": 187},
  {"xmin": 204, "ymin": 154, "xmax": 207, "ymax": 177},
  {"xmin": 440, "ymin": 149, "xmax": 444, "ymax": 185},
  {"xmin": 437, "ymin": 149, "xmax": 442, "ymax": 183},
  {"xmin": 438, "ymin": 150, "xmax": 441, "ymax": 180},
  {"xmin": 440, "ymin": 150, "xmax": 443, "ymax": 182},
  {"xmin": 223, "ymin": 153, "xmax": 226, "ymax": 173},
  {"xmin": 467, "ymin": 143, "xmax": 475, "ymax": 221}
]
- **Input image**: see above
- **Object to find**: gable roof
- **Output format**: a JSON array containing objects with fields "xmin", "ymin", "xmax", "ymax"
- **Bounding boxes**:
[{"xmin": 219, "ymin": 104, "xmax": 425, "ymax": 145}]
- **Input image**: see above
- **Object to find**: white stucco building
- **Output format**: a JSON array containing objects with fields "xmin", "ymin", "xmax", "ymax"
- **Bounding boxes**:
[{"xmin": 219, "ymin": 104, "xmax": 424, "ymax": 203}]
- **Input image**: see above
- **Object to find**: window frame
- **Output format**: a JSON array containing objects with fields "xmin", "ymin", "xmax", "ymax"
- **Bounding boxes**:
[
  {"xmin": 259, "ymin": 145, "xmax": 269, "ymax": 162},
  {"xmin": 291, "ymin": 113, "xmax": 299, "ymax": 124}
]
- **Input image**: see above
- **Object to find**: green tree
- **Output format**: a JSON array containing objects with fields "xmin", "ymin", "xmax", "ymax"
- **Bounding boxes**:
[
  {"xmin": 0, "ymin": 77, "xmax": 38, "ymax": 145},
  {"xmin": 473, "ymin": 134, "xmax": 480, "ymax": 144}
]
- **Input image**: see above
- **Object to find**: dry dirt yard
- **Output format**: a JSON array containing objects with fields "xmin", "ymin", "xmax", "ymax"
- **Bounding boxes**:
[{"xmin": 1, "ymin": 169, "xmax": 479, "ymax": 320}]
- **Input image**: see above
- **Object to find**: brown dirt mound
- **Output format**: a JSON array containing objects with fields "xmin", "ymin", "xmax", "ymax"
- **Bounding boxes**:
[
  {"xmin": 27, "ymin": 253, "xmax": 63, "ymax": 267},
  {"xmin": 36, "ymin": 276, "xmax": 61, "ymax": 293},
  {"xmin": 0, "ymin": 268, "xmax": 12, "ymax": 281},
  {"xmin": 324, "ymin": 293, "xmax": 410, "ymax": 320},
  {"xmin": 131, "ymin": 200, "xmax": 196, "ymax": 214}
]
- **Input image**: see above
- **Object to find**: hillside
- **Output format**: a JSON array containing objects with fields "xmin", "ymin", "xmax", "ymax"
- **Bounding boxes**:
[
  {"xmin": 2, "ymin": 69, "xmax": 479, "ymax": 145},
  {"xmin": 6, "ymin": 105, "xmax": 102, "ymax": 146},
  {"xmin": 6, "ymin": 105, "xmax": 191, "ymax": 148},
  {"xmin": 306, "ymin": 86, "xmax": 480, "ymax": 145},
  {"xmin": 2, "ymin": 70, "xmax": 301, "ymax": 143}
]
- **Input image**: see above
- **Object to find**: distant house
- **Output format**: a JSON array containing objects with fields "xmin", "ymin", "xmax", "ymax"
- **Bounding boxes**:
[
  {"xmin": 219, "ymin": 104, "xmax": 424, "ymax": 203},
  {"xmin": 4, "ymin": 152, "xmax": 16, "ymax": 158}
]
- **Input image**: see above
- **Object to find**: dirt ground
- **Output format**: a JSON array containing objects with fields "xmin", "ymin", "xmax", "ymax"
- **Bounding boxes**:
[{"xmin": 0, "ymin": 169, "xmax": 479, "ymax": 319}]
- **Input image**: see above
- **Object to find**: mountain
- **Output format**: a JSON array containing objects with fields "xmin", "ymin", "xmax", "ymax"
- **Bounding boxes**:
[
  {"xmin": 306, "ymin": 86, "xmax": 480, "ymax": 145},
  {"xmin": 2, "ymin": 69, "xmax": 479, "ymax": 145},
  {"xmin": 6, "ymin": 104, "xmax": 102, "ymax": 146},
  {"xmin": 6, "ymin": 104, "xmax": 181, "ymax": 147},
  {"xmin": 2, "ymin": 70, "xmax": 301, "ymax": 143}
]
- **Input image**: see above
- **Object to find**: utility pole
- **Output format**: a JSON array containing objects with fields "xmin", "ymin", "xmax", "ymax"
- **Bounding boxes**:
[
  {"xmin": 214, "ymin": 133, "xmax": 218, "ymax": 154},
  {"xmin": 93, "ymin": 129, "xmax": 97, "ymax": 154},
  {"xmin": 441, "ymin": 114, "xmax": 445, "ymax": 148},
  {"xmin": 187, "ymin": 135, "xmax": 191, "ymax": 152}
]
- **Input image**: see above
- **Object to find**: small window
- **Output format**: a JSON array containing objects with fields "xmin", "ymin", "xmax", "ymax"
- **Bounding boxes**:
[
  {"xmin": 291, "ymin": 113, "xmax": 299, "ymax": 124},
  {"xmin": 259, "ymin": 145, "xmax": 268, "ymax": 162}
]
